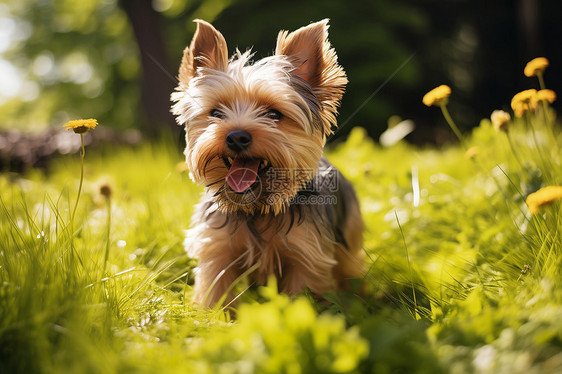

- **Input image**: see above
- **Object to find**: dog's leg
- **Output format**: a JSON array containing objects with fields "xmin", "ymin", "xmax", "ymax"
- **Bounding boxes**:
[
  {"xmin": 191, "ymin": 255, "xmax": 241, "ymax": 307},
  {"xmin": 278, "ymin": 224, "xmax": 337, "ymax": 296},
  {"xmin": 186, "ymin": 214, "xmax": 243, "ymax": 308},
  {"xmin": 330, "ymin": 171, "xmax": 365, "ymax": 290},
  {"xmin": 333, "ymin": 198, "xmax": 365, "ymax": 290}
]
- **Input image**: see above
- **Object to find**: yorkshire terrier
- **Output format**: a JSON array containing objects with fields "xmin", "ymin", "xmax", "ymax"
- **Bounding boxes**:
[{"xmin": 171, "ymin": 19, "xmax": 364, "ymax": 307}]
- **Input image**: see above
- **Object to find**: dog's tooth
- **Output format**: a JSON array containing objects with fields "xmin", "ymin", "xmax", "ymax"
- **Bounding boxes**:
[
  {"xmin": 262, "ymin": 160, "xmax": 269, "ymax": 167},
  {"xmin": 228, "ymin": 157, "xmax": 234, "ymax": 164}
]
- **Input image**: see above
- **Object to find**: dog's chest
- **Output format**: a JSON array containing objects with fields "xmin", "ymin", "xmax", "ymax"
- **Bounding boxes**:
[
  {"xmin": 225, "ymin": 214, "xmax": 334, "ymax": 283},
  {"xmin": 229, "ymin": 217, "xmax": 294, "ymax": 270}
]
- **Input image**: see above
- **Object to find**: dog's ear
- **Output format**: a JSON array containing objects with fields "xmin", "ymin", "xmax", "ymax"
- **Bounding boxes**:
[
  {"xmin": 178, "ymin": 19, "xmax": 228, "ymax": 85},
  {"xmin": 275, "ymin": 19, "xmax": 347, "ymax": 105}
]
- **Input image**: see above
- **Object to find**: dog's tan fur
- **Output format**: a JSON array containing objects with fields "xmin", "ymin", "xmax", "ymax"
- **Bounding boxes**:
[{"xmin": 172, "ymin": 19, "xmax": 364, "ymax": 307}]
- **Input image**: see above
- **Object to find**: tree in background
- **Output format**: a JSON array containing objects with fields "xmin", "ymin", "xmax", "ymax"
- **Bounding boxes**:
[
  {"xmin": 0, "ymin": 0, "xmax": 140, "ymax": 132},
  {"xmin": 0, "ymin": 0, "xmax": 560, "ymax": 143}
]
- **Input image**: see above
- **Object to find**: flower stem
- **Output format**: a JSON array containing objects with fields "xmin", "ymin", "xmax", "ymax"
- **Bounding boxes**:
[
  {"xmin": 526, "ymin": 111, "xmax": 549, "ymax": 173},
  {"xmin": 537, "ymin": 72, "xmax": 546, "ymax": 90},
  {"xmin": 506, "ymin": 131, "xmax": 524, "ymax": 170},
  {"xmin": 536, "ymin": 72, "xmax": 552, "ymax": 125},
  {"xmin": 440, "ymin": 103, "xmax": 464, "ymax": 145},
  {"xmin": 540, "ymin": 100, "xmax": 552, "ymax": 127},
  {"xmin": 103, "ymin": 196, "xmax": 111, "ymax": 275},
  {"xmin": 71, "ymin": 134, "xmax": 85, "ymax": 223}
]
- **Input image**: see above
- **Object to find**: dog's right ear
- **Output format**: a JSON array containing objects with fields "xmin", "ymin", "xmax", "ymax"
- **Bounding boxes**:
[{"xmin": 178, "ymin": 19, "xmax": 228, "ymax": 85}]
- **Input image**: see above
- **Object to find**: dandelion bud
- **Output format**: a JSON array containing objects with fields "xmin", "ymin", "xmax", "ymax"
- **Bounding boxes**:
[
  {"xmin": 491, "ymin": 110, "xmax": 511, "ymax": 132},
  {"xmin": 100, "ymin": 184, "xmax": 112, "ymax": 199}
]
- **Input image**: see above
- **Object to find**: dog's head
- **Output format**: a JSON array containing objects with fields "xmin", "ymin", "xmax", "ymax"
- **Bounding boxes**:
[{"xmin": 171, "ymin": 19, "xmax": 347, "ymax": 214}]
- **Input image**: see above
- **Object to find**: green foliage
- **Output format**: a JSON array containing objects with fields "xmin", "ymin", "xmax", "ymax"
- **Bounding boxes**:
[
  {"xmin": 0, "ymin": 0, "xmax": 435, "ymax": 137},
  {"xmin": 213, "ymin": 0, "xmax": 429, "ymax": 136},
  {"xmin": 3, "ymin": 0, "xmax": 561, "ymax": 141},
  {"xmin": 0, "ymin": 0, "xmax": 140, "ymax": 131},
  {"xmin": 187, "ymin": 282, "xmax": 369, "ymax": 374},
  {"xmin": 1, "ymin": 94, "xmax": 562, "ymax": 373},
  {"xmin": 0, "ymin": 0, "xmax": 237, "ymax": 133}
]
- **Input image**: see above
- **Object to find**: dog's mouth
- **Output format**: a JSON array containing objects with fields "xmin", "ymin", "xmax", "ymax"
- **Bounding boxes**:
[{"xmin": 222, "ymin": 156, "xmax": 271, "ymax": 193}]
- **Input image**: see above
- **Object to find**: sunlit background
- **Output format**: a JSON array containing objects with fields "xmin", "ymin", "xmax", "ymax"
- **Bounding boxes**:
[
  {"xmin": 2, "ymin": 2, "xmax": 562, "ymax": 372},
  {"xmin": 1, "ymin": 0, "xmax": 561, "ymax": 144}
]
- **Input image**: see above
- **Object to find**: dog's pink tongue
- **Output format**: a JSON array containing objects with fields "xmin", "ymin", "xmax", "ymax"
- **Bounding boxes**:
[{"xmin": 226, "ymin": 158, "xmax": 260, "ymax": 192}]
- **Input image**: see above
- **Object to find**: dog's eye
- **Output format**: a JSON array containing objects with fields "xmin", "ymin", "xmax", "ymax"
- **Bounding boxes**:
[
  {"xmin": 210, "ymin": 109, "xmax": 225, "ymax": 119},
  {"xmin": 266, "ymin": 110, "xmax": 283, "ymax": 121}
]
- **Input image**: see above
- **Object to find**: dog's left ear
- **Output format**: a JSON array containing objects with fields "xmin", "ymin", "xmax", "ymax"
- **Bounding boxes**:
[
  {"xmin": 178, "ymin": 19, "xmax": 229, "ymax": 85},
  {"xmin": 276, "ymin": 19, "xmax": 347, "ymax": 108}
]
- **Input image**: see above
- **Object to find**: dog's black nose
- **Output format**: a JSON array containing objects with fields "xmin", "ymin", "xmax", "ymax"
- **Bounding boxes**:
[{"xmin": 226, "ymin": 130, "xmax": 252, "ymax": 152}]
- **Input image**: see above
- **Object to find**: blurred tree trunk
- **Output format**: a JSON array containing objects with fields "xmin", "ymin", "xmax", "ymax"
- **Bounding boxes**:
[
  {"xmin": 118, "ymin": 0, "xmax": 180, "ymax": 138},
  {"xmin": 518, "ymin": 0, "xmax": 541, "ymax": 60}
]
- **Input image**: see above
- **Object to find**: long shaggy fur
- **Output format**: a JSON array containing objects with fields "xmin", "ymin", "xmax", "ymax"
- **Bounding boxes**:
[{"xmin": 171, "ymin": 19, "xmax": 364, "ymax": 307}]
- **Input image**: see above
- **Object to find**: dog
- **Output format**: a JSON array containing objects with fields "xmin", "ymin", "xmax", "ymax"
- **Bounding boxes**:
[{"xmin": 171, "ymin": 19, "xmax": 364, "ymax": 307}]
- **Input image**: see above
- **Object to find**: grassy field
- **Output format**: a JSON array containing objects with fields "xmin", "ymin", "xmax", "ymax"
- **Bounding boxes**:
[{"xmin": 1, "ymin": 85, "xmax": 562, "ymax": 373}]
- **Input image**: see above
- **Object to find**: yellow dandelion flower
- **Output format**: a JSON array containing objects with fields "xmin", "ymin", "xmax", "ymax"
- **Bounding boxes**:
[
  {"xmin": 511, "ymin": 89, "xmax": 537, "ymax": 106},
  {"xmin": 512, "ymin": 102, "xmax": 529, "ymax": 118},
  {"xmin": 526, "ymin": 186, "xmax": 562, "ymax": 215},
  {"xmin": 536, "ymin": 89, "xmax": 556, "ymax": 103},
  {"xmin": 524, "ymin": 57, "xmax": 549, "ymax": 77},
  {"xmin": 422, "ymin": 85, "xmax": 451, "ymax": 107},
  {"xmin": 511, "ymin": 89, "xmax": 538, "ymax": 117},
  {"xmin": 491, "ymin": 110, "xmax": 511, "ymax": 132},
  {"xmin": 64, "ymin": 118, "xmax": 98, "ymax": 134}
]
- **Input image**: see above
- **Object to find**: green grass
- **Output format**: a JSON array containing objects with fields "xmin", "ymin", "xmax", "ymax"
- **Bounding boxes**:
[{"xmin": 1, "ymin": 103, "xmax": 562, "ymax": 373}]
